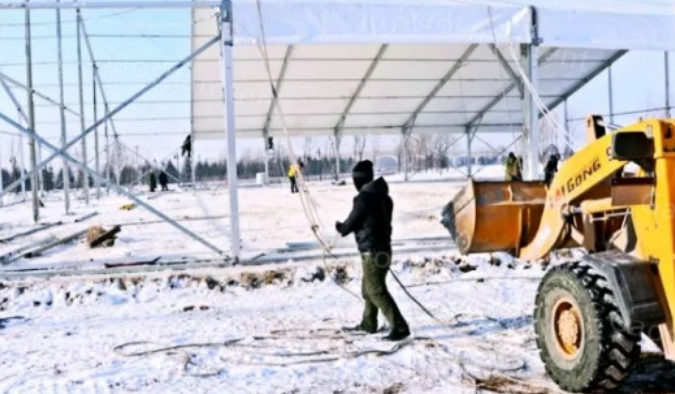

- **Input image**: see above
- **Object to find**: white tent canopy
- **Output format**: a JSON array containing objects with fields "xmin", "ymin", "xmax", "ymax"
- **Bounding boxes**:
[{"xmin": 191, "ymin": 0, "xmax": 669, "ymax": 141}]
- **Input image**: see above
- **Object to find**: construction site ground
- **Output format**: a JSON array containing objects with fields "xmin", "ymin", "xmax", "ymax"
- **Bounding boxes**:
[{"xmin": 0, "ymin": 170, "xmax": 669, "ymax": 393}]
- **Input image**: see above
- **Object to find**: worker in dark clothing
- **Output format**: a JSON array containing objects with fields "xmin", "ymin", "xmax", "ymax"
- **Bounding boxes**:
[
  {"xmin": 516, "ymin": 156, "xmax": 524, "ymax": 181},
  {"xmin": 544, "ymin": 154, "xmax": 559, "ymax": 188},
  {"xmin": 181, "ymin": 135, "xmax": 192, "ymax": 158},
  {"xmin": 149, "ymin": 172, "xmax": 157, "ymax": 192},
  {"xmin": 336, "ymin": 160, "xmax": 410, "ymax": 341},
  {"xmin": 505, "ymin": 152, "xmax": 521, "ymax": 181},
  {"xmin": 159, "ymin": 171, "xmax": 169, "ymax": 192}
]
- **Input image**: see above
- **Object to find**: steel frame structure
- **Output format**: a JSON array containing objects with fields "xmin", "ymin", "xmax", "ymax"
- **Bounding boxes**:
[
  {"xmin": 0, "ymin": 0, "xmax": 663, "ymax": 261},
  {"xmin": 0, "ymin": 0, "xmax": 236, "ymax": 258}
]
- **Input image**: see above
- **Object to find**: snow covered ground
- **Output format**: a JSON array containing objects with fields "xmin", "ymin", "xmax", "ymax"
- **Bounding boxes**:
[
  {"xmin": 0, "ymin": 253, "xmax": 555, "ymax": 394},
  {"xmin": 0, "ymin": 168, "xmax": 474, "ymax": 268},
  {"xmin": 0, "ymin": 168, "xmax": 668, "ymax": 393}
]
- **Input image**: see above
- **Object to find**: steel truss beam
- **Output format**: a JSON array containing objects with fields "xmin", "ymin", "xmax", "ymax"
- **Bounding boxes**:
[
  {"xmin": 334, "ymin": 44, "xmax": 389, "ymax": 133},
  {"xmin": 262, "ymin": 46, "xmax": 294, "ymax": 134},
  {"xmin": 545, "ymin": 50, "xmax": 628, "ymax": 114},
  {"xmin": 488, "ymin": 44, "xmax": 523, "ymax": 97},
  {"xmin": 466, "ymin": 47, "xmax": 557, "ymax": 127},
  {"xmin": 0, "ymin": 71, "xmax": 80, "ymax": 117},
  {"xmin": 1, "ymin": 1, "xmax": 222, "ymax": 9},
  {"xmin": 401, "ymin": 44, "xmax": 478, "ymax": 130}
]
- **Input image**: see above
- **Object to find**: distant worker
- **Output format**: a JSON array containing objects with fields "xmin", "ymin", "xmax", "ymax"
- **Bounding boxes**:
[
  {"xmin": 505, "ymin": 152, "xmax": 522, "ymax": 182},
  {"xmin": 149, "ymin": 172, "xmax": 157, "ymax": 193},
  {"xmin": 544, "ymin": 154, "xmax": 560, "ymax": 188},
  {"xmin": 336, "ymin": 160, "xmax": 410, "ymax": 341},
  {"xmin": 288, "ymin": 162, "xmax": 299, "ymax": 194},
  {"xmin": 517, "ymin": 156, "xmax": 524, "ymax": 181},
  {"xmin": 181, "ymin": 135, "xmax": 192, "ymax": 158},
  {"xmin": 159, "ymin": 171, "xmax": 169, "ymax": 192}
]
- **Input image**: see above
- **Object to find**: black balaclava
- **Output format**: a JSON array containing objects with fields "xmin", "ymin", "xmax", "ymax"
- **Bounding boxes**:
[{"xmin": 352, "ymin": 160, "xmax": 374, "ymax": 191}]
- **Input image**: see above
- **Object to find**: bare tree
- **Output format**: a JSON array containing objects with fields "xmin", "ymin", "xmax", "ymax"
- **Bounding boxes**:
[
  {"xmin": 302, "ymin": 137, "xmax": 313, "ymax": 161},
  {"xmin": 370, "ymin": 135, "xmax": 381, "ymax": 163},
  {"xmin": 353, "ymin": 135, "xmax": 367, "ymax": 162},
  {"xmin": 432, "ymin": 134, "xmax": 451, "ymax": 174}
]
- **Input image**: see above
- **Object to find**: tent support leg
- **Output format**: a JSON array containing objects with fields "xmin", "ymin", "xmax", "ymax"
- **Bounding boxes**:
[{"xmin": 220, "ymin": 0, "xmax": 240, "ymax": 259}]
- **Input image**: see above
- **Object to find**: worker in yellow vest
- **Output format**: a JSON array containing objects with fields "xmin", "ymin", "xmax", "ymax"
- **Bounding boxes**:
[{"xmin": 288, "ymin": 162, "xmax": 299, "ymax": 193}]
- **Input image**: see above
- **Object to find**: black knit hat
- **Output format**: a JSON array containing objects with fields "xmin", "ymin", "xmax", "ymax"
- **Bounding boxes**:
[{"xmin": 352, "ymin": 160, "xmax": 374, "ymax": 180}]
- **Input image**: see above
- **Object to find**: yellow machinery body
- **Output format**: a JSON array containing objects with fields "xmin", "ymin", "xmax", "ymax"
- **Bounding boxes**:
[{"xmin": 447, "ymin": 117, "xmax": 675, "ymax": 359}]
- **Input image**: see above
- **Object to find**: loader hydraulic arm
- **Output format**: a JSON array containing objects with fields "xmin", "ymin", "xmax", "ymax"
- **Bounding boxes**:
[{"xmin": 518, "ymin": 132, "xmax": 627, "ymax": 260}]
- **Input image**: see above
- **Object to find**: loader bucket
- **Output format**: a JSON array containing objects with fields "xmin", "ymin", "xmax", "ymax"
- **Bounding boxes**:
[{"xmin": 442, "ymin": 180, "xmax": 547, "ymax": 254}]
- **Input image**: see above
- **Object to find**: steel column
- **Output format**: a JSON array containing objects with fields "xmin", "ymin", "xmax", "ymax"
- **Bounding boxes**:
[
  {"xmin": 56, "ymin": 0, "xmax": 70, "ymax": 212},
  {"xmin": 76, "ymin": 8, "xmax": 90, "ymax": 204},
  {"xmin": 466, "ymin": 129, "xmax": 473, "ymax": 178},
  {"xmin": 93, "ymin": 64, "xmax": 100, "ymax": 199},
  {"xmin": 220, "ymin": 0, "xmax": 241, "ymax": 258},
  {"xmin": 333, "ymin": 129, "xmax": 342, "ymax": 181},
  {"xmin": 25, "ymin": 4, "xmax": 40, "ymax": 222},
  {"xmin": 19, "ymin": 133, "xmax": 27, "ymax": 199},
  {"xmin": 262, "ymin": 130, "xmax": 270, "ymax": 185},
  {"xmin": 564, "ymin": 99, "xmax": 570, "ymax": 148},
  {"xmin": 666, "ymin": 52, "xmax": 671, "ymax": 118},
  {"xmin": 608, "ymin": 66, "xmax": 614, "ymax": 124},
  {"xmin": 523, "ymin": 7, "xmax": 540, "ymax": 180}
]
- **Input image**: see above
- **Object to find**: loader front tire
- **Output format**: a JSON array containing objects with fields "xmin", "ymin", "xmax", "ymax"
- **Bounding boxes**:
[{"xmin": 534, "ymin": 261, "xmax": 640, "ymax": 392}]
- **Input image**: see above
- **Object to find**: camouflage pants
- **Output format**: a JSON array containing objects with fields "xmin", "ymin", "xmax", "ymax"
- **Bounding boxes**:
[{"xmin": 360, "ymin": 251, "xmax": 409, "ymax": 333}]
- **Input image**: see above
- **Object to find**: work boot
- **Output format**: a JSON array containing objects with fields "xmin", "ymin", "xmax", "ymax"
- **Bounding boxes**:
[
  {"xmin": 383, "ymin": 327, "xmax": 411, "ymax": 341},
  {"xmin": 342, "ymin": 323, "xmax": 377, "ymax": 334}
]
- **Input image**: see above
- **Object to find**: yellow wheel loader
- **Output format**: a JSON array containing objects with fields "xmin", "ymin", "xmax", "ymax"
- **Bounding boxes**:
[{"xmin": 442, "ymin": 116, "xmax": 675, "ymax": 392}]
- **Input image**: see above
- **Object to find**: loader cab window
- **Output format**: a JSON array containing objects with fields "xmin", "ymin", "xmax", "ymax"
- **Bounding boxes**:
[{"xmin": 611, "ymin": 132, "xmax": 654, "ymax": 173}]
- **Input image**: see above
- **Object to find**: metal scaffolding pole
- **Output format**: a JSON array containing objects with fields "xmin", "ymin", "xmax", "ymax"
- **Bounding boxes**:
[
  {"xmin": 666, "ymin": 52, "xmax": 671, "ymax": 118},
  {"xmin": 220, "ymin": 0, "xmax": 241, "ymax": 258},
  {"xmin": 104, "ymin": 122, "xmax": 110, "ymax": 192},
  {"xmin": 564, "ymin": 99, "xmax": 570, "ymax": 145},
  {"xmin": 0, "ymin": 34, "xmax": 221, "ymax": 200},
  {"xmin": 56, "ymin": 0, "xmax": 70, "ymax": 213},
  {"xmin": 19, "ymin": 133, "xmax": 27, "ymax": 199},
  {"xmin": 0, "ymin": 111, "xmax": 225, "ymax": 255},
  {"xmin": 80, "ymin": 16, "xmax": 123, "ymax": 191},
  {"xmin": 333, "ymin": 129, "xmax": 342, "ymax": 181},
  {"xmin": 38, "ymin": 144, "xmax": 44, "ymax": 194},
  {"xmin": 401, "ymin": 127, "xmax": 411, "ymax": 182},
  {"xmin": 608, "ymin": 66, "xmax": 615, "ymax": 124},
  {"xmin": 25, "ymin": 4, "xmax": 40, "ymax": 222},
  {"xmin": 466, "ymin": 131, "xmax": 473, "ymax": 178},
  {"xmin": 262, "ymin": 131, "xmax": 270, "ymax": 186},
  {"xmin": 523, "ymin": 11, "xmax": 540, "ymax": 180},
  {"xmin": 93, "ymin": 64, "xmax": 101, "ymax": 199},
  {"xmin": 191, "ymin": 136, "xmax": 197, "ymax": 188},
  {"xmin": 76, "ymin": 8, "xmax": 90, "ymax": 204}
]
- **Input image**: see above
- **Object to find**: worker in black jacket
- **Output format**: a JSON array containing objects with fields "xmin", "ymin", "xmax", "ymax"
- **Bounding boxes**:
[
  {"xmin": 335, "ymin": 160, "xmax": 410, "ymax": 341},
  {"xmin": 544, "ymin": 154, "xmax": 559, "ymax": 188}
]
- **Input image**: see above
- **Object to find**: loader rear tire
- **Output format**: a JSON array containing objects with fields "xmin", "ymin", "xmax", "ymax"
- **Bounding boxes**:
[{"xmin": 534, "ymin": 261, "xmax": 640, "ymax": 392}]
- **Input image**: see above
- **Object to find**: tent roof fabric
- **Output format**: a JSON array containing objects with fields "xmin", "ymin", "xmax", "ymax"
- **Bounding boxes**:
[{"xmin": 191, "ymin": 0, "xmax": 665, "ymax": 140}]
